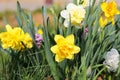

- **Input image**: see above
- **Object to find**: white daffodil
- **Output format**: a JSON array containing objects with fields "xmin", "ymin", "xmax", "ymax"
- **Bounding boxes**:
[
  {"xmin": 60, "ymin": 3, "xmax": 86, "ymax": 27},
  {"xmin": 103, "ymin": 48, "xmax": 120, "ymax": 72}
]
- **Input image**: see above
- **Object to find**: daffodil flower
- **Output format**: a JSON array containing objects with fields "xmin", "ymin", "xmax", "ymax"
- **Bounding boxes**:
[
  {"xmin": 0, "ymin": 25, "xmax": 33, "ymax": 51},
  {"xmin": 60, "ymin": 3, "xmax": 86, "ymax": 27},
  {"xmin": 100, "ymin": 1, "xmax": 119, "ymax": 27},
  {"xmin": 51, "ymin": 34, "xmax": 80, "ymax": 62}
]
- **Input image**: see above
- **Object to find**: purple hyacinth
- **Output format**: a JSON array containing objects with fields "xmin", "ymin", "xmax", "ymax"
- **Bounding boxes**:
[
  {"xmin": 35, "ymin": 34, "xmax": 43, "ymax": 47},
  {"xmin": 85, "ymin": 27, "xmax": 88, "ymax": 33},
  {"xmin": 81, "ymin": 27, "xmax": 88, "ymax": 39}
]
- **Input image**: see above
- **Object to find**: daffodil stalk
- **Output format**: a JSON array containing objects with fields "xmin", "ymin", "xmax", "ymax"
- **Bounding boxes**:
[{"xmin": 93, "ymin": 67, "xmax": 106, "ymax": 80}]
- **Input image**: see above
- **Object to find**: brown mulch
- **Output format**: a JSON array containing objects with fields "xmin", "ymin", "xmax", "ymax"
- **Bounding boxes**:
[{"xmin": 0, "ymin": 12, "xmax": 53, "ymax": 27}]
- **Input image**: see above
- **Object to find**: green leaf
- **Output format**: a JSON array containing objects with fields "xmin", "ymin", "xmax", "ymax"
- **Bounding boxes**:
[{"xmin": 42, "ymin": 6, "xmax": 60, "ymax": 80}]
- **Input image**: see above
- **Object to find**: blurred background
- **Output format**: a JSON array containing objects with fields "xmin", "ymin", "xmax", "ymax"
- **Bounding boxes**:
[
  {"xmin": 0, "ymin": 0, "xmax": 120, "ymax": 28},
  {"xmin": 0, "ymin": 0, "xmax": 72, "ymax": 28},
  {"xmin": 0, "ymin": 0, "xmax": 72, "ymax": 11}
]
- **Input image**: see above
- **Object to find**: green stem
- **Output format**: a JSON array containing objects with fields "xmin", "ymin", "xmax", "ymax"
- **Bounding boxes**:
[
  {"xmin": 108, "ymin": 75, "xmax": 111, "ymax": 80},
  {"xmin": 93, "ymin": 67, "xmax": 106, "ymax": 80},
  {"xmin": 92, "ymin": 64, "xmax": 104, "ymax": 68}
]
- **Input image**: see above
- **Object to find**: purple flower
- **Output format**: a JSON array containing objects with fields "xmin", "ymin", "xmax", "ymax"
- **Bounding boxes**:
[
  {"xmin": 35, "ymin": 34, "xmax": 43, "ymax": 47},
  {"xmin": 81, "ymin": 27, "xmax": 88, "ymax": 39},
  {"xmin": 85, "ymin": 27, "xmax": 88, "ymax": 33}
]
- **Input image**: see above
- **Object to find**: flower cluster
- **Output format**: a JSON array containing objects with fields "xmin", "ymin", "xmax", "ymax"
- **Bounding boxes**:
[
  {"xmin": 0, "ymin": 25, "xmax": 33, "ymax": 51},
  {"xmin": 103, "ymin": 48, "xmax": 120, "ymax": 72},
  {"xmin": 51, "ymin": 34, "xmax": 80, "ymax": 62}
]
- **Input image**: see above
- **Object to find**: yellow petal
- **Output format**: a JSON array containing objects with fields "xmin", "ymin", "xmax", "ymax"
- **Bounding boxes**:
[
  {"xmin": 107, "ymin": 17, "xmax": 115, "ymax": 25},
  {"xmin": 55, "ymin": 54, "xmax": 64, "ymax": 62},
  {"xmin": 0, "ymin": 33, "xmax": 3, "ymax": 39},
  {"xmin": 6, "ymin": 24, "xmax": 12, "ymax": 31},
  {"xmin": 38, "ymin": 29, "xmax": 43, "ymax": 35},
  {"xmin": 99, "ymin": 17, "xmax": 107, "ymax": 27},
  {"xmin": 73, "ymin": 46, "xmax": 80, "ymax": 54},
  {"xmin": 66, "ymin": 34, "xmax": 74, "ymax": 44},
  {"xmin": 116, "ymin": 10, "xmax": 120, "ymax": 14},
  {"xmin": 104, "ymin": 13, "xmax": 110, "ymax": 18},
  {"xmin": 101, "ymin": 2, "xmax": 107, "ymax": 12},
  {"xmin": 2, "ymin": 44, "xmax": 8, "ymax": 49},
  {"xmin": 54, "ymin": 35, "xmax": 64, "ymax": 43},
  {"xmin": 66, "ymin": 54, "xmax": 74, "ymax": 60},
  {"xmin": 50, "ymin": 45, "xmax": 58, "ymax": 54},
  {"xmin": 111, "ymin": 18, "xmax": 115, "ymax": 25}
]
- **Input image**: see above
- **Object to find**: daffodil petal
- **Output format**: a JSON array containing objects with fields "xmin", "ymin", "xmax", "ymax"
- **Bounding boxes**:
[
  {"xmin": 6, "ymin": 24, "xmax": 12, "ymax": 31},
  {"xmin": 50, "ymin": 45, "xmax": 58, "ymax": 54},
  {"xmin": 111, "ymin": 18, "xmax": 115, "ymax": 25},
  {"xmin": 73, "ymin": 46, "xmax": 80, "ymax": 54},
  {"xmin": 99, "ymin": 17, "xmax": 107, "ymax": 27},
  {"xmin": 66, "ymin": 54, "xmax": 74, "ymax": 60},
  {"xmin": 66, "ymin": 34, "xmax": 74, "ymax": 44},
  {"xmin": 60, "ymin": 10, "xmax": 69, "ymax": 19},
  {"xmin": 67, "ymin": 3, "xmax": 77, "ymax": 10},
  {"xmin": 0, "ymin": 33, "xmax": 3, "ymax": 39},
  {"xmin": 38, "ymin": 29, "xmax": 43, "ymax": 35},
  {"xmin": 101, "ymin": 2, "xmax": 107, "ymax": 12},
  {"xmin": 55, "ymin": 55, "xmax": 64, "ymax": 62},
  {"xmin": 64, "ymin": 20, "xmax": 69, "ymax": 27},
  {"xmin": 54, "ymin": 35, "xmax": 64, "ymax": 43},
  {"xmin": 104, "ymin": 13, "xmax": 110, "ymax": 18}
]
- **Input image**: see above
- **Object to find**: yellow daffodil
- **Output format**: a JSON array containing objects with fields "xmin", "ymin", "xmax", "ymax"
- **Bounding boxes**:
[
  {"xmin": 60, "ymin": 3, "xmax": 86, "ymax": 27},
  {"xmin": 100, "ymin": 1, "xmax": 119, "ymax": 27},
  {"xmin": 38, "ymin": 29, "xmax": 43, "ymax": 35},
  {"xmin": 0, "ymin": 24, "xmax": 33, "ymax": 51},
  {"xmin": 51, "ymin": 34, "xmax": 80, "ymax": 62}
]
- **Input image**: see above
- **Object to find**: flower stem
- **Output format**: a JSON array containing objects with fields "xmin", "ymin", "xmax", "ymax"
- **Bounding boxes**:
[
  {"xmin": 93, "ymin": 67, "xmax": 106, "ymax": 80},
  {"xmin": 92, "ymin": 64, "xmax": 104, "ymax": 68}
]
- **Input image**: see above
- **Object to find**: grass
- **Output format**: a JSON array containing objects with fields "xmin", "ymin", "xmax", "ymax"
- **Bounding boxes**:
[{"xmin": 0, "ymin": 51, "xmax": 10, "ymax": 78}]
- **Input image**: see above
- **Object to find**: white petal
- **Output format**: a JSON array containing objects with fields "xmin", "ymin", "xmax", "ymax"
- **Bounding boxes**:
[
  {"xmin": 111, "ymin": 48, "xmax": 119, "ymax": 57},
  {"xmin": 67, "ymin": 3, "xmax": 76, "ymax": 10},
  {"xmin": 60, "ymin": 10, "xmax": 69, "ymax": 19},
  {"xmin": 103, "ymin": 48, "xmax": 120, "ymax": 72},
  {"xmin": 64, "ymin": 20, "xmax": 69, "ymax": 27},
  {"xmin": 78, "ymin": 5, "xmax": 84, "ymax": 9}
]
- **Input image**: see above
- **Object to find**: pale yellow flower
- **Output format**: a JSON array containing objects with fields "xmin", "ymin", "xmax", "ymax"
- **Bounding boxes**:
[
  {"xmin": 51, "ymin": 34, "xmax": 80, "ymax": 62},
  {"xmin": 0, "ymin": 24, "xmax": 33, "ymax": 51},
  {"xmin": 100, "ymin": 1, "xmax": 119, "ymax": 26},
  {"xmin": 60, "ymin": 3, "xmax": 86, "ymax": 27}
]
